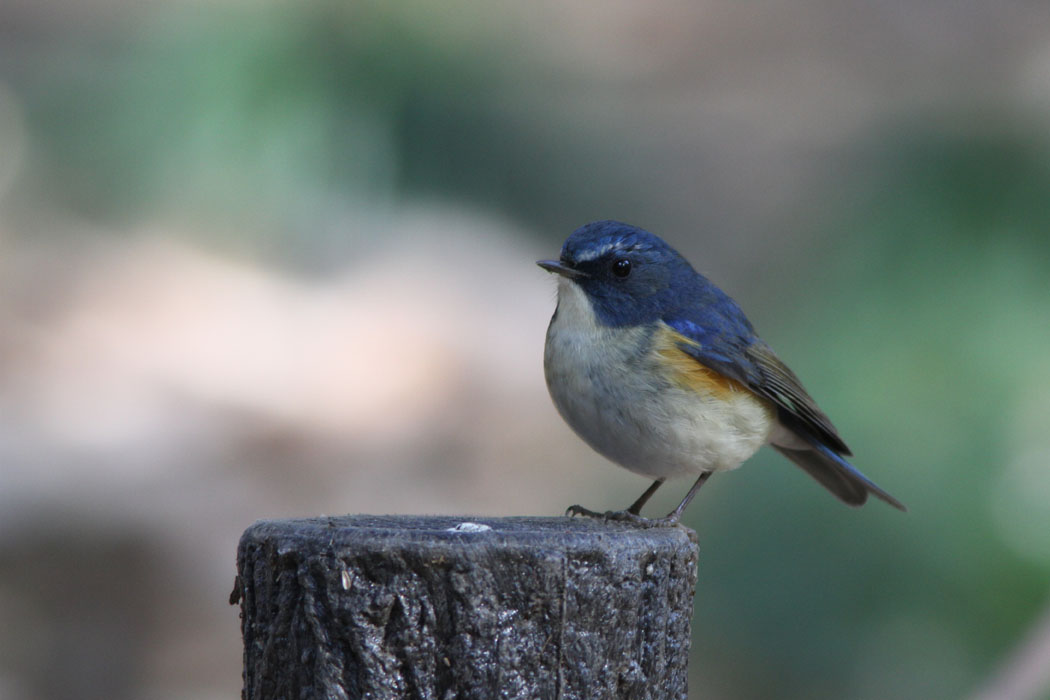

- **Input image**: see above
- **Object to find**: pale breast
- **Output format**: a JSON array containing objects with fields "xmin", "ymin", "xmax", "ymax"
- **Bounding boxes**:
[{"xmin": 544, "ymin": 279, "xmax": 774, "ymax": 479}]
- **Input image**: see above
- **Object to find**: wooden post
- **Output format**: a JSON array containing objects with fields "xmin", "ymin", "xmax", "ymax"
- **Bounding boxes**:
[{"xmin": 233, "ymin": 515, "xmax": 699, "ymax": 699}]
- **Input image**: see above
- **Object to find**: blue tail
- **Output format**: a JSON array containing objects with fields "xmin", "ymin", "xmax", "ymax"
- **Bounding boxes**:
[{"xmin": 773, "ymin": 442, "xmax": 906, "ymax": 511}]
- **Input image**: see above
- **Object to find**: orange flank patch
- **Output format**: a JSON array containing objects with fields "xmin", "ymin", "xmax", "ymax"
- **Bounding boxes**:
[{"xmin": 653, "ymin": 326, "xmax": 749, "ymax": 399}]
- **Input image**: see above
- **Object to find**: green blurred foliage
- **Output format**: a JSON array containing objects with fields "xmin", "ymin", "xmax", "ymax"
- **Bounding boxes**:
[
  {"xmin": 12, "ymin": 2, "xmax": 637, "ymax": 254},
  {"xmin": 683, "ymin": 126, "xmax": 1050, "ymax": 698}
]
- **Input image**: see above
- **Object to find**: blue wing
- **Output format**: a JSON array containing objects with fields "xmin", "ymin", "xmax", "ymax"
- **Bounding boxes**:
[
  {"xmin": 663, "ymin": 295, "xmax": 906, "ymax": 511},
  {"xmin": 663, "ymin": 301, "xmax": 849, "ymax": 456}
]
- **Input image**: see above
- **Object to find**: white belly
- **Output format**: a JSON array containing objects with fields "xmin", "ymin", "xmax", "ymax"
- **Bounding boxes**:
[{"xmin": 544, "ymin": 280, "xmax": 774, "ymax": 479}]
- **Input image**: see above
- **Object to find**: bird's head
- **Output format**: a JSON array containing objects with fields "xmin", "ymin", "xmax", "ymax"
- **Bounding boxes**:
[{"xmin": 538, "ymin": 221, "xmax": 697, "ymax": 327}]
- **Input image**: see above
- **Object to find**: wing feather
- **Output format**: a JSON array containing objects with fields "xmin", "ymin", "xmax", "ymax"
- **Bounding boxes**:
[
  {"xmin": 665, "ymin": 318, "xmax": 851, "ymax": 455},
  {"xmin": 745, "ymin": 342, "xmax": 852, "ymax": 455}
]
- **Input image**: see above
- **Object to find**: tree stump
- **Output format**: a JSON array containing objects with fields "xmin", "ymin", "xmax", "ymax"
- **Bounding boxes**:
[{"xmin": 234, "ymin": 515, "xmax": 699, "ymax": 699}]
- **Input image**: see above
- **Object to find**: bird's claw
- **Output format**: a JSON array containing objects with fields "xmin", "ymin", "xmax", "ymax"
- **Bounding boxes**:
[
  {"xmin": 565, "ymin": 504, "xmax": 605, "ymax": 519},
  {"xmin": 565, "ymin": 505, "xmax": 683, "ymax": 528}
]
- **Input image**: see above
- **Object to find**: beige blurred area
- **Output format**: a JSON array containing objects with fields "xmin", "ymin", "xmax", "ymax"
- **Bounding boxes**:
[
  {"xmin": 0, "ymin": 210, "xmax": 606, "ymax": 698},
  {"xmin": 2, "ymin": 0, "xmax": 1050, "ymax": 698}
]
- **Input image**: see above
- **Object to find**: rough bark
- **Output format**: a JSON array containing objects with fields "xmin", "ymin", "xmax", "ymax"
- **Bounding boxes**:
[{"xmin": 234, "ymin": 515, "xmax": 698, "ymax": 700}]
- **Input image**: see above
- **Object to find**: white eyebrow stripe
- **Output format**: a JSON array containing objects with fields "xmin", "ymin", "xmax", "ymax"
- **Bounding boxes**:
[{"xmin": 574, "ymin": 240, "xmax": 625, "ymax": 262}]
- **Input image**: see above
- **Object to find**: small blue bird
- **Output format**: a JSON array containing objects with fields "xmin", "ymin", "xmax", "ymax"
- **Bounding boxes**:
[{"xmin": 539, "ymin": 220, "xmax": 905, "ymax": 525}]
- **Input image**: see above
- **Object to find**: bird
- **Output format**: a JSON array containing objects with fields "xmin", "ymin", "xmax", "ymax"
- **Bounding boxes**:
[{"xmin": 538, "ymin": 220, "xmax": 905, "ymax": 526}]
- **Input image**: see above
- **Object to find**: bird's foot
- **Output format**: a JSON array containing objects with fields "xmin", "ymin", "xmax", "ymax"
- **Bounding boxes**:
[
  {"xmin": 564, "ymin": 504, "xmax": 606, "ymax": 519},
  {"xmin": 565, "ymin": 505, "xmax": 683, "ymax": 528}
]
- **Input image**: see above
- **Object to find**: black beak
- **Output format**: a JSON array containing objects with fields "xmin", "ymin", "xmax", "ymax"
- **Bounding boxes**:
[{"xmin": 537, "ymin": 259, "xmax": 588, "ymax": 279}]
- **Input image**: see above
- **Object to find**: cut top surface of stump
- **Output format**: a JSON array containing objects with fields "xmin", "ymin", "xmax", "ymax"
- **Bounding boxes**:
[{"xmin": 241, "ymin": 514, "xmax": 698, "ymax": 553}]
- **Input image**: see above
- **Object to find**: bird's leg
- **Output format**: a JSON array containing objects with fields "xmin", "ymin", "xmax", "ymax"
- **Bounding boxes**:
[
  {"xmin": 566, "ymin": 478, "xmax": 664, "ymax": 520},
  {"xmin": 565, "ymin": 474, "xmax": 718, "ymax": 528},
  {"xmin": 569, "ymin": 472, "xmax": 713, "ymax": 527},
  {"xmin": 627, "ymin": 478, "xmax": 665, "ymax": 515},
  {"xmin": 662, "ymin": 471, "xmax": 712, "ymax": 522}
]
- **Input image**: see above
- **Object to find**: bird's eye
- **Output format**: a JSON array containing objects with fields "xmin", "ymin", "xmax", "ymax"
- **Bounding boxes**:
[{"xmin": 611, "ymin": 258, "xmax": 632, "ymax": 278}]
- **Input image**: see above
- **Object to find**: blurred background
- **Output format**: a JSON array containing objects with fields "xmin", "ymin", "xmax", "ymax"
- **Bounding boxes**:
[{"xmin": 1, "ymin": 1, "xmax": 1049, "ymax": 698}]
